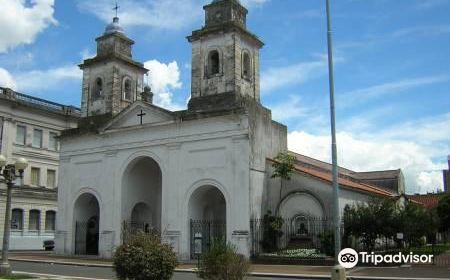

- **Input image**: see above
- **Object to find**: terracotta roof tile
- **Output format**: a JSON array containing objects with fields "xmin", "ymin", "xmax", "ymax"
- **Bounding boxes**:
[{"xmin": 406, "ymin": 193, "xmax": 445, "ymax": 209}]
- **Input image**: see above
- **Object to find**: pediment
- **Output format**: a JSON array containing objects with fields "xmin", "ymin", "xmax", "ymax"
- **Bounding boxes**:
[{"xmin": 102, "ymin": 101, "xmax": 175, "ymax": 131}]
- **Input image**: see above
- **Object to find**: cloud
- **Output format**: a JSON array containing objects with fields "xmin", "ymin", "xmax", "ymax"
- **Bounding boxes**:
[
  {"xmin": 270, "ymin": 95, "xmax": 308, "ymax": 122},
  {"xmin": 287, "ymin": 111, "xmax": 450, "ymax": 194},
  {"xmin": 77, "ymin": 0, "xmax": 202, "ymax": 30},
  {"xmin": 0, "ymin": 68, "xmax": 17, "ymax": 89},
  {"xmin": 241, "ymin": 0, "xmax": 270, "ymax": 6},
  {"xmin": 144, "ymin": 60, "xmax": 184, "ymax": 110},
  {"xmin": 341, "ymin": 75, "xmax": 450, "ymax": 107},
  {"xmin": 11, "ymin": 65, "xmax": 82, "ymax": 92},
  {"xmin": 392, "ymin": 25, "xmax": 450, "ymax": 37},
  {"xmin": 261, "ymin": 58, "xmax": 328, "ymax": 94},
  {"xmin": 0, "ymin": 0, "xmax": 57, "ymax": 53},
  {"xmin": 415, "ymin": 0, "xmax": 450, "ymax": 9}
]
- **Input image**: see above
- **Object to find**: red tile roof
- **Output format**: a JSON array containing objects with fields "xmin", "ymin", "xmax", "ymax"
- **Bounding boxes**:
[
  {"xmin": 406, "ymin": 193, "xmax": 446, "ymax": 209},
  {"xmin": 268, "ymin": 158, "xmax": 396, "ymax": 197}
]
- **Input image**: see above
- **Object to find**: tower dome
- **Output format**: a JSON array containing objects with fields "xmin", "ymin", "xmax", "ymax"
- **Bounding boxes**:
[{"xmin": 104, "ymin": 17, "xmax": 125, "ymax": 35}]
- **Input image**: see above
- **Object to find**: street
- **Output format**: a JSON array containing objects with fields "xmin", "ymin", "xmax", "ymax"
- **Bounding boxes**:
[{"xmin": 10, "ymin": 260, "xmax": 308, "ymax": 280}]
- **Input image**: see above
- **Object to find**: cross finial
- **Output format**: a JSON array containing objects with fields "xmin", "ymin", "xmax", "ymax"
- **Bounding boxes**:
[{"xmin": 113, "ymin": 1, "xmax": 120, "ymax": 18}]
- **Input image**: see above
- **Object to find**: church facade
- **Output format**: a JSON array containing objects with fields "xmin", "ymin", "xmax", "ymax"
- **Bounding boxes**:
[{"xmin": 55, "ymin": 0, "xmax": 402, "ymax": 259}]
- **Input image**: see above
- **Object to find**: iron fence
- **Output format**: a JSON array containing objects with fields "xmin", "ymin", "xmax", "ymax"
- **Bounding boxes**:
[
  {"xmin": 250, "ymin": 216, "xmax": 335, "ymax": 259},
  {"xmin": 190, "ymin": 219, "xmax": 226, "ymax": 259}
]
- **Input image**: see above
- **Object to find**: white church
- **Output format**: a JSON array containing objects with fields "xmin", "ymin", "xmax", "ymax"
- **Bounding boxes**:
[{"xmin": 55, "ymin": 0, "xmax": 403, "ymax": 260}]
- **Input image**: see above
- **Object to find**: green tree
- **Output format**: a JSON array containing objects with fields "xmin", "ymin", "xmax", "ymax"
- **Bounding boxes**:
[
  {"xmin": 343, "ymin": 198, "xmax": 397, "ymax": 251},
  {"xmin": 437, "ymin": 193, "xmax": 450, "ymax": 233},
  {"xmin": 260, "ymin": 211, "xmax": 284, "ymax": 252},
  {"xmin": 271, "ymin": 152, "xmax": 296, "ymax": 207}
]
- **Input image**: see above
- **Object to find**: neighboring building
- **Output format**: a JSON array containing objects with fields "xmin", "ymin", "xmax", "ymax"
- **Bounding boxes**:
[
  {"xmin": 444, "ymin": 155, "xmax": 450, "ymax": 193},
  {"xmin": 0, "ymin": 88, "xmax": 79, "ymax": 249},
  {"xmin": 55, "ymin": 0, "xmax": 403, "ymax": 260}
]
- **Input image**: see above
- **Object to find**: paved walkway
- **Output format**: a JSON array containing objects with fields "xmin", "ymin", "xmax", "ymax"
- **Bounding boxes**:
[{"xmin": 8, "ymin": 251, "xmax": 450, "ymax": 280}]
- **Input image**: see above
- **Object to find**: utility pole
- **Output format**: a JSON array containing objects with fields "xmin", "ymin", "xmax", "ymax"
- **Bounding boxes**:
[{"xmin": 325, "ymin": 0, "xmax": 342, "ymax": 263}]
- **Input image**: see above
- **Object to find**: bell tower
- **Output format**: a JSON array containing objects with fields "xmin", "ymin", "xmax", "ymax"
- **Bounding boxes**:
[
  {"xmin": 79, "ymin": 16, "xmax": 148, "ymax": 117},
  {"xmin": 187, "ymin": 0, "xmax": 264, "ymax": 112}
]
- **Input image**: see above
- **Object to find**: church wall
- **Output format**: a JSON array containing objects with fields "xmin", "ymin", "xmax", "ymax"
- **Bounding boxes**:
[
  {"xmin": 57, "ymin": 113, "xmax": 253, "ymax": 259},
  {"xmin": 247, "ymin": 102, "xmax": 288, "ymax": 220},
  {"xmin": 263, "ymin": 162, "xmax": 376, "ymax": 220}
]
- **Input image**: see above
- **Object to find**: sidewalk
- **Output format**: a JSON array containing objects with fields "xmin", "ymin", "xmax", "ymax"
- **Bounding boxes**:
[{"xmin": 9, "ymin": 251, "xmax": 450, "ymax": 280}]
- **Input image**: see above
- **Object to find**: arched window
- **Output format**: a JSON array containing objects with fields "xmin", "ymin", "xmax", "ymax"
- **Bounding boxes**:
[
  {"xmin": 93, "ymin": 77, "xmax": 103, "ymax": 99},
  {"xmin": 122, "ymin": 77, "xmax": 133, "ymax": 101},
  {"xmin": 242, "ymin": 52, "xmax": 252, "ymax": 79},
  {"xmin": 29, "ymin": 209, "xmax": 40, "ymax": 231},
  {"xmin": 11, "ymin": 209, "xmax": 23, "ymax": 230},
  {"xmin": 45, "ymin": 210, "xmax": 56, "ymax": 231},
  {"xmin": 207, "ymin": 50, "xmax": 220, "ymax": 76}
]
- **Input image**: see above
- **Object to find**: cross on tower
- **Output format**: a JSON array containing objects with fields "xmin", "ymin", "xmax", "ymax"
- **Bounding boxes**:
[
  {"xmin": 113, "ymin": 1, "xmax": 120, "ymax": 17},
  {"xmin": 137, "ymin": 110, "xmax": 146, "ymax": 125}
]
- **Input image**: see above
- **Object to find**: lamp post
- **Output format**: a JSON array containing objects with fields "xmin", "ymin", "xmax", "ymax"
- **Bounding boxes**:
[{"xmin": 0, "ymin": 155, "xmax": 28, "ymax": 276}]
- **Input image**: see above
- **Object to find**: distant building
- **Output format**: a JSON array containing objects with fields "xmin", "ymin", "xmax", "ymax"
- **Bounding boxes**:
[
  {"xmin": 0, "ymin": 88, "xmax": 79, "ymax": 249},
  {"xmin": 444, "ymin": 155, "xmax": 450, "ymax": 193}
]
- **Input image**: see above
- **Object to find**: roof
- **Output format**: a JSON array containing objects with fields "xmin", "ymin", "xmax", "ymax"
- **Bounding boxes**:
[
  {"xmin": 406, "ymin": 193, "xmax": 446, "ymax": 209},
  {"xmin": 268, "ymin": 158, "xmax": 396, "ymax": 197},
  {"xmin": 0, "ymin": 87, "xmax": 81, "ymax": 117},
  {"xmin": 288, "ymin": 151, "xmax": 403, "ymax": 194}
]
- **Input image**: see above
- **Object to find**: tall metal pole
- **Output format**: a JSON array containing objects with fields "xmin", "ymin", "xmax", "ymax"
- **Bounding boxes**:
[
  {"xmin": 325, "ymin": 0, "xmax": 341, "ymax": 263},
  {"xmin": 0, "ymin": 182, "xmax": 13, "ymax": 275}
]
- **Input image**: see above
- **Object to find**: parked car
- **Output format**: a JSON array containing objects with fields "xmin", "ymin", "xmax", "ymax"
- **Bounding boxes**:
[{"xmin": 43, "ymin": 240, "xmax": 54, "ymax": 251}]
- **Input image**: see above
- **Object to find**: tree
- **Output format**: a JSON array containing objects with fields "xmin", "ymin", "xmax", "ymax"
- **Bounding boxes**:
[
  {"xmin": 271, "ymin": 152, "xmax": 296, "ymax": 208},
  {"xmin": 343, "ymin": 198, "xmax": 397, "ymax": 251},
  {"xmin": 437, "ymin": 193, "xmax": 450, "ymax": 233}
]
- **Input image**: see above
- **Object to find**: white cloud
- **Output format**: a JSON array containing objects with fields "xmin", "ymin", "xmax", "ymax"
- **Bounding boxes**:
[
  {"xmin": 270, "ymin": 95, "xmax": 307, "ymax": 122},
  {"xmin": 415, "ymin": 0, "xmax": 450, "ymax": 9},
  {"xmin": 144, "ymin": 60, "xmax": 184, "ymax": 110},
  {"xmin": 0, "ymin": 0, "xmax": 57, "ymax": 53},
  {"xmin": 13, "ymin": 65, "xmax": 82, "ymax": 92},
  {"xmin": 0, "ymin": 68, "xmax": 17, "ymax": 89},
  {"xmin": 261, "ymin": 59, "xmax": 328, "ymax": 94},
  {"xmin": 77, "ymin": 0, "xmax": 202, "ymax": 30},
  {"xmin": 288, "ymin": 124, "xmax": 450, "ymax": 194},
  {"xmin": 241, "ymin": 0, "xmax": 270, "ymax": 6},
  {"xmin": 341, "ymin": 75, "xmax": 450, "ymax": 107}
]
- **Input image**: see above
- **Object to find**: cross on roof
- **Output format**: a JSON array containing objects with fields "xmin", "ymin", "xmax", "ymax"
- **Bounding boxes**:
[
  {"xmin": 113, "ymin": 1, "xmax": 120, "ymax": 17},
  {"xmin": 137, "ymin": 109, "xmax": 146, "ymax": 125}
]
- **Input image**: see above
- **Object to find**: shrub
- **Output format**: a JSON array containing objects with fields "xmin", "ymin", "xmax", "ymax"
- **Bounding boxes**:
[
  {"xmin": 113, "ymin": 233, "xmax": 177, "ymax": 280},
  {"xmin": 319, "ymin": 230, "xmax": 335, "ymax": 257},
  {"xmin": 260, "ymin": 211, "xmax": 284, "ymax": 252},
  {"xmin": 198, "ymin": 240, "xmax": 250, "ymax": 280}
]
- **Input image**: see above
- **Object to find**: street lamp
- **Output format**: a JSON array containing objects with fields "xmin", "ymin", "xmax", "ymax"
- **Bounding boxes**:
[{"xmin": 0, "ymin": 155, "xmax": 28, "ymax": 276}]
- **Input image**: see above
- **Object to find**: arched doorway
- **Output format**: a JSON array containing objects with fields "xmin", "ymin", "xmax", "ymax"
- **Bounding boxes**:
[
  {"xmin": 73, "ymin": 193, "xmax": 100, "ymax": 255},
  {"xmin": 122, "ymin": 157, "xmax": 162, "ymax": 236},
  {"xmin": 188, "ymin": 185, "xmax": 226, "ymax": 258}
]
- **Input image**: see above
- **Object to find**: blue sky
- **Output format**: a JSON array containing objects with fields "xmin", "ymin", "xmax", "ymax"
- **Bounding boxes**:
[{"xmin": 1, "ymin": 0, "xmax": 449, "ymax": 194}]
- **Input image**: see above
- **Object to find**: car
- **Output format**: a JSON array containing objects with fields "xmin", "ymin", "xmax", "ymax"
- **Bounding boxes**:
[{"xmin": 43, "ymin": 240, "xmax": 54, "ymax": 251}]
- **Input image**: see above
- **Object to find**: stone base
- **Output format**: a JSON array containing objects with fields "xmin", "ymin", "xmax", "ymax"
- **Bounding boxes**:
[
  {"xmin": 0, "ymin": 262, "xmax": 12, "ymax": 276},
  {"xmin": 331, "ymin": 265, "xmax": 346, "ymax": 280}
]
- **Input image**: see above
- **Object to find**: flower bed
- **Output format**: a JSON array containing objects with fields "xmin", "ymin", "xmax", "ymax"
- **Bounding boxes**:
[{"xmin": 259, "ymin": 248, "xmax": 326, "ymax": 259}]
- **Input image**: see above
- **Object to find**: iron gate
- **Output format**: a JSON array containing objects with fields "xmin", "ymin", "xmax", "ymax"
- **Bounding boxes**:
[{"xmin": 190, "ymin": 219, "xmax": 226, "ymax": 259}]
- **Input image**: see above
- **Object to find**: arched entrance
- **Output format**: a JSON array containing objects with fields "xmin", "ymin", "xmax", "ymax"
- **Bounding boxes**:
[
  {"xmin": 188, "ymin": 185, "xmax": 226, "ymax": 258},
  {"xmin": 122, "ymin": 157, "xmax": 162, "ymax": 235},
  {"xmin": 73, "ymin": 193, "xmax": 100, "ymax": 255}
]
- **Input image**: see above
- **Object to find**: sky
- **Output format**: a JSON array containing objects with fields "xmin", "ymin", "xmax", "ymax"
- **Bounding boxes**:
[{"xmin": 0, "ymin": 0, "xmax": 449, "ymax": 194}]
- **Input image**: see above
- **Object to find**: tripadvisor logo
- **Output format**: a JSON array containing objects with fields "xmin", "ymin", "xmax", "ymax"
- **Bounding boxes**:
[{"xmin": 338, "ymin": 248, "xmax": 434, "ymax": 269}]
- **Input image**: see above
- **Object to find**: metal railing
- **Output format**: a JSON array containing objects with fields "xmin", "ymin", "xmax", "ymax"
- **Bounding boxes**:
[{"xmin": 0, "ymin": 87, "xmax": 81, "ymax": 115}]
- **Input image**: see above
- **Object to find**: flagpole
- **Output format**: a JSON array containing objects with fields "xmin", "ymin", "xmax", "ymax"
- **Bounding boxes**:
[{"xmin": 325, "ymin": 0, "xmax": 341, "ymax": 263}]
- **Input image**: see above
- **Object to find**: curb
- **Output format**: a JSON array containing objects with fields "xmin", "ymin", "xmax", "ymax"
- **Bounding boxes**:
[{"xmin": 9, "ymin": 258, "xmax": 450, "ymax": 280}]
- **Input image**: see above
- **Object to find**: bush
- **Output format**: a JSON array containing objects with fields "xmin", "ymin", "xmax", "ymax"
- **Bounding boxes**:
[
  {"xmin": 198, "ymin": 240, "xmax": 250, "ymax": 280},
  {"xmin": 319, "ymin": 230, "xmax": 335, "ymax": 257},
  {"xmin": 260, "ymin": 211, "xmax": 284, "ymax": 252},
  {"xmin": 113, "ymin": 233, "xmax": 177, "ymax": 280}
]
